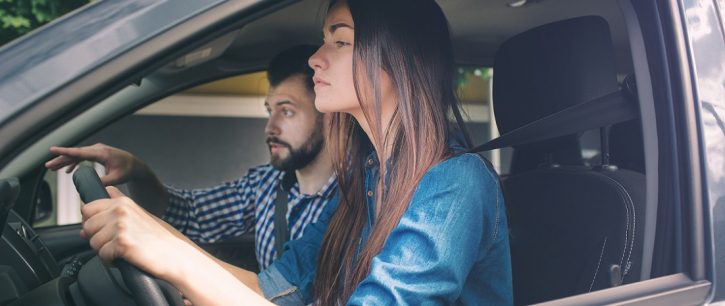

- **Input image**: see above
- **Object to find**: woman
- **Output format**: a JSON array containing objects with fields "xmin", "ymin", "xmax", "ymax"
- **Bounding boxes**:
[{"xmin": 81, "ymin": 0, "xmax": 512, "ymax": 304}]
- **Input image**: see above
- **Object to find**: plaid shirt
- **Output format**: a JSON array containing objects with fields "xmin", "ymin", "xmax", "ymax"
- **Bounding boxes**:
[{"xmin": 161, "ymin": 164, "xmax": 337, "ymax": 270}]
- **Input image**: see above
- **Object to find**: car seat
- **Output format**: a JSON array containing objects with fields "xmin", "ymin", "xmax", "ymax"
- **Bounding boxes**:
[{"xmin": 490, "ymin": 16, "xmax": 647, "ymax": 305}]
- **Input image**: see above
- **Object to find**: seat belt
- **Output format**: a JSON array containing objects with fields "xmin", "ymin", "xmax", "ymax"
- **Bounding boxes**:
[
  {"xmin": 274, "ymin": 172, "xmax": 296, "ymax": 259},
  {"xmin": 274, "ymin": 187, "xmax": 289, "ymax": 259},
  {"xmin": 470, "ymin": 76, "xmax": 639, "ymax": 153}
]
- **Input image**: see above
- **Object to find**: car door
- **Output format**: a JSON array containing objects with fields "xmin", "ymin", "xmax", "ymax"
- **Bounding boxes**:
[{"xmin": 0, "ymin": 0, "xmax": 291, "ymax": 299}]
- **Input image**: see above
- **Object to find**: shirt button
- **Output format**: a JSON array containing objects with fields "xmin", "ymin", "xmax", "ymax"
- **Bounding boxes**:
[
  {"xmin": 368, "ymin": 158, "xmax": 373, "ymax": 165},
  {"xmin": 367, "ymin": 190, "xmax": 373, "ymax": 197}
]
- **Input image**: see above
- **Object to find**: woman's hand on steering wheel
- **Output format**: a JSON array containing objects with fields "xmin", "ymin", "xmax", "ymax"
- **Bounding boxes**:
[{"xmin": 80, "ymin": 186, "xmax": 186, "ymax": 280}]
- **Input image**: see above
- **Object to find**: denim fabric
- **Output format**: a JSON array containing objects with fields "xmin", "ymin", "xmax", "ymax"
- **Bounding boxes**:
[
  {"xmin": 258, "ymin": 265, "xmax": 305, "ymax": 305},
  {"xmin": 258, "ymin": 151, "xmax": 513, "ymax": 305}
]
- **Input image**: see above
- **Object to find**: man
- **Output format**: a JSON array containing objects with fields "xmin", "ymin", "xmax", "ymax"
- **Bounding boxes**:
[{"xmin": 45, "ymin": 44, "xmax": 336, "ymax": 271}]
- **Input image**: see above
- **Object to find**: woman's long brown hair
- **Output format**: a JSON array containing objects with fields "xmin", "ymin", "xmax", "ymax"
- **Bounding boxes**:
[{"xmin": 313, "ymin": 0, "xmax": 460, "ymax": 304}]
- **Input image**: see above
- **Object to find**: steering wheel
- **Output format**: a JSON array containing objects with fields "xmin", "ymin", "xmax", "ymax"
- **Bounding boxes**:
[{"xmin": 73, "ymin": 166, "xmax": 184, "ymax": 306}]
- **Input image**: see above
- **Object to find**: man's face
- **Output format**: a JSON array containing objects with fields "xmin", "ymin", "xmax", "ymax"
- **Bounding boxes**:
[{"xmin": 264, "ymin": 74, "xmax": 324, "ymax": 172}]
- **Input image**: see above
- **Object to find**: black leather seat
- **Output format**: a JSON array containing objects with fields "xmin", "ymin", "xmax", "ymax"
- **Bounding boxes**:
[{"xmin": 492, "ymin": 16, "xmax": 646, "ymax": 305}]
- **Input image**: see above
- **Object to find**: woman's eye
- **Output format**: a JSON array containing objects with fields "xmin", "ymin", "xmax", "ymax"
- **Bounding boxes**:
[
  {"xmin": 283, "ymin": 109, "xmax": 294, "ymax": 116},
  {"xmin": 266, "ymin": 109, "xmax": 273, "ymax": 116},
  {"xmin": 334, "ymin": 41, "xmax": 348, "ymax": 48}
]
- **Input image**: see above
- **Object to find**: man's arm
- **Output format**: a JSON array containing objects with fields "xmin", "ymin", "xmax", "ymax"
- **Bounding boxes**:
[{"xmin": 46, "ymin": 143, "xmax": 170, "ymax": 217}]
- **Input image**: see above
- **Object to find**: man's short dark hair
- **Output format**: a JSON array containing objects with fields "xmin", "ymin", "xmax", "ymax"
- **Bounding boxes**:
[{"xmin": 267, "ymin": 44, "xmax": 319, "ymax": 93}]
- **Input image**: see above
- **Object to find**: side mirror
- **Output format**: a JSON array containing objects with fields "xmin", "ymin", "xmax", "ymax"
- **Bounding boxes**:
[
  {"xmin": 33, "ymin": 180, "xmax": 52, "ymax": 224},
  {"xmin": 0, "ymin": 177, "xmax": 20, "ymax": 234}
]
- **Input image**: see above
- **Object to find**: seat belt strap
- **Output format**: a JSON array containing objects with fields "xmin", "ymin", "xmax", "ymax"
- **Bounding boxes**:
[
  {"xmin": 274, "ymin": 186, "xmax": 289, "ymax": 259},
  {"xmin": 470, "ymin": 88, "xmax": 638, "ymax": 153}
]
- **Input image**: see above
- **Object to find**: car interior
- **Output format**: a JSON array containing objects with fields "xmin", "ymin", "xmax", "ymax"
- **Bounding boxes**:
[{"xmin": 0, "ymin": 0, "xmax": 708, "ymax": 305}]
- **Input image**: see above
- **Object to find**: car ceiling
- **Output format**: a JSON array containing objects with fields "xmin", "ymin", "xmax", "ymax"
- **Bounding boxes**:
[{"xmin": 220, "ymin": 0, "xmax": 632, "ymax": 74}]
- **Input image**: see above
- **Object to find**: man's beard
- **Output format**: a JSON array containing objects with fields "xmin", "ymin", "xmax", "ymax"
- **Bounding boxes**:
[{"xmin": 268, "ymin": 116, "xmax": 324, "ymax": 172}]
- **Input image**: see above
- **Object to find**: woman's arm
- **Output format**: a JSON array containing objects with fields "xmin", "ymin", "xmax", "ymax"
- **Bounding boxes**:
[
  {"xmin": 80, "ymin": 186, "xmax": 274, "ymax": 306},
  {"xmin": 163, "ymin": 242, "xmax": 271, "ymax": 306},
  {"xmin": 149, "ymin": 212, "xmax": 263, "ymax": 296}
]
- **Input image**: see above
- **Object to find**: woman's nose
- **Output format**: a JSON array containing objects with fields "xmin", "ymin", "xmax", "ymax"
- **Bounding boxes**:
[{"xmin": 308, "ymin": 45, "xmax": 327, "ymax": 70}]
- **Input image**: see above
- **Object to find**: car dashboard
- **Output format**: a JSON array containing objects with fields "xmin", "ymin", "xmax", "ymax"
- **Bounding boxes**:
[{"xmin": 0, "ymin": 177, "xmax": 140, "ymax": 306}]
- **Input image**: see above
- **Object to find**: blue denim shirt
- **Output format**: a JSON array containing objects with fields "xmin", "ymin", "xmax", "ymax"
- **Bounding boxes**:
[{"xmin": 258, "ymin": 150, "xmax": 513, "ymax": 305}]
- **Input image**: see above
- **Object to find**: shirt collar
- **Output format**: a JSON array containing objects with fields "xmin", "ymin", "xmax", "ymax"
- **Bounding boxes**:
[
  {"xmin": 279, "ymin": 170, "xmax": 338, "ymax": 199},
  {"xmin": 316, "ymin": 174, "xmax": 338, "ymax": 199}
]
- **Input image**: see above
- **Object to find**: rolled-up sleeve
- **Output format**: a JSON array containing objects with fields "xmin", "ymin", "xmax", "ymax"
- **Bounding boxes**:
[
  {"xmin": 258, "ymin": 264, "xmax": 305, "ymax": 305},
  {"xmin": 348, "ymin": 154, "xmax": 511, "ymax": 305}
]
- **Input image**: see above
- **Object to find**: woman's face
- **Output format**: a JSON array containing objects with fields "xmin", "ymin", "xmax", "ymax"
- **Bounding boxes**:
[{"xmin": 308, "ymin": 2, "xmax": 359, "ymax": 117}]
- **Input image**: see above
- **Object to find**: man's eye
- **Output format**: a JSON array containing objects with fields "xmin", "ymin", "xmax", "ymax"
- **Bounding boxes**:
[
  {"xmin": 334, "ymin": 41, "xmax": 348, "ymax": 48},
  {"xmin": 283, "ymin": 109, "xmax": 294, "ymax": 116},
  {"xmin": 266, "ymin": 109, "xmax": 273, "ymax": 116}
]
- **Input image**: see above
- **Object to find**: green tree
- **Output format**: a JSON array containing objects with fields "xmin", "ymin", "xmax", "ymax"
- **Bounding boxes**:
[
  {"xmin": 1, "ymin": 0, "xmax": 91, "ymax": 46},
  {"xmin": 457, "ymin": 67, "xmax": 492, "ymax": 89}
]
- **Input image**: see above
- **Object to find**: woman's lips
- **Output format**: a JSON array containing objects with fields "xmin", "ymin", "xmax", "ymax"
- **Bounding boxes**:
[{"xmin": 313, "ymin": 76, "xmax": 330, "ymax": 89}]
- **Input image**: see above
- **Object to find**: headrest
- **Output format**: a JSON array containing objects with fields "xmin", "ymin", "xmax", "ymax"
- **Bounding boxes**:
[{"xmin": 493, "ymin": 16, "xmax": 618, "ymax": 153}]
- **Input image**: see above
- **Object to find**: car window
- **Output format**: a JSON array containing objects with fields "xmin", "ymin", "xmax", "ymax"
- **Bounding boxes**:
[
  {"xmin": 455, "ymin": 66, "xmax": 514, "ymax": 174},
  {"xmin": 32, "ymin": 72, "xmax": 272, "ymax": 228},
  {"xmin": 684, "ymin": 0, "xmax": 725, "ymax": 301}
]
